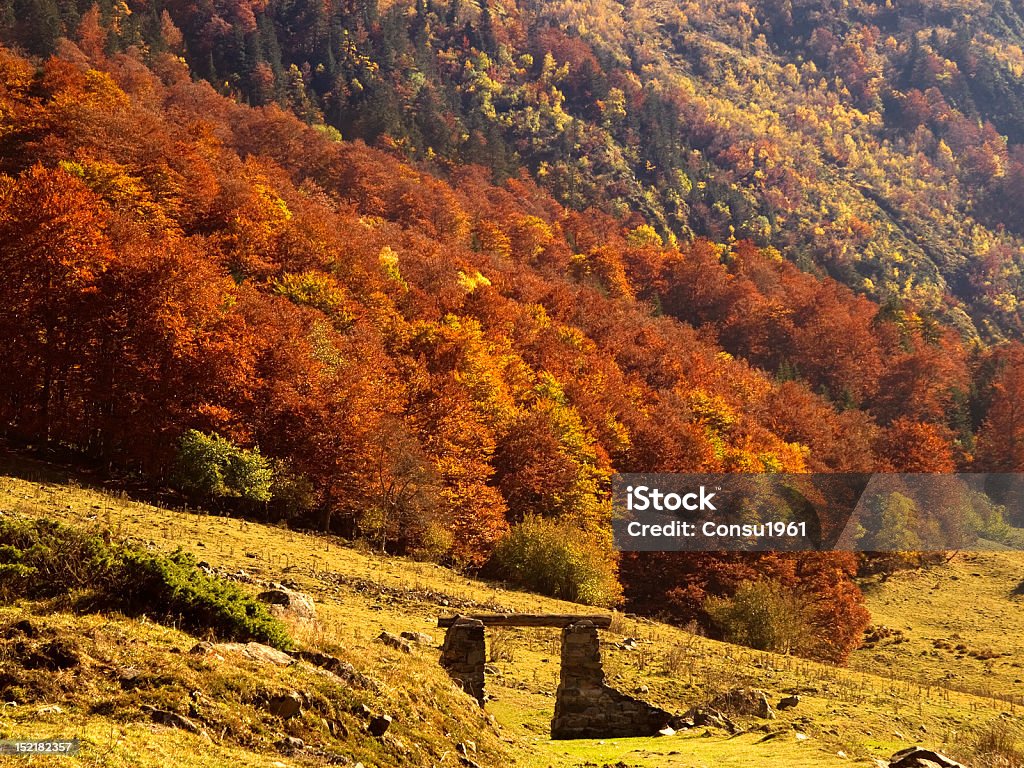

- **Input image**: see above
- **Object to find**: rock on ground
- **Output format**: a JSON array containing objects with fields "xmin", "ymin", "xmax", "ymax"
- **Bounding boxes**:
[
  {"xmin": 888, "ymin": 747, "xmax": 966, "ymax": 768},
  {"xmin": 265, "ymin": 691, "xmax": 304, "ymax": 719},
  {"xmin": 377, "ymin": 631, "xmax": 413, "ymax": 653},
  {"xmin": 703, "ymin": 688, "xmax": 776, "ymax": 720},
  {"xmin": 258, "ymin": 588, "xmax": 317, "ymax": 620}
]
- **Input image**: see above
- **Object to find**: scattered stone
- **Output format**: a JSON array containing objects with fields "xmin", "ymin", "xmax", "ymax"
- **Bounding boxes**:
[
  {"xmin": 189, "ymin": 641, "xmax": 216, "ymax": 655},
  {"xmin": 455, "ymin": 741, "xmax": 477, "ymax": 755},
  {"xmin": 220, "ymin": 642, "xmax": 294, "ymax": 667},
  {"xmin": 258, "ymin": 588, "xmax": 317, "ymax": 620},
  {"xmin": 352, "ymin": 703, "xmax": 372, "ymax": 719},
  {"xmin": 265, "ymin": 692, "xmax": 304, "ymax": 719},
  {"xmin": 703, "ymin": 688, "xmax": 775, "ymax": 720},
  {"xmin": 141, "ymin": 704, "xmax": 204, "ymax": 735},
  {"xmin": 795, "ymin": 732, "xmax": 808, "ymax": 741},
  {"xmin": 400, "ymin": 631, "xmax": 434, "ymax": 645},
  {"xmin": 458, "ymin": 757, "xmax": 483, "ymax": 768},
  {"xmin": 777, "ymin": 694, "xmax": 800, "ymax": 710},
  {"xmin": 368, "ymin": 714, "xmax": 393, "ymax": 737},
  {"xmin": 276, "ymin": 736, "xmax": 304, "ymax": 753},
  {"xmin": 37, "ymin": 704, "xmax": 64, "ymax": 715},
  {"xmin": 635, "ymin": 685, "xmax": 649, "ymax": 694},
  {"xmin": 888, "ymin": 747, "xmax": 965, "ymax": 768},
  {"xmin": 658, "ymin": 725, "xmax": 676, "ymax": 737},
  {"xmin": 377, "ymin": 631, "xmax": 413, "ymax": 654}
]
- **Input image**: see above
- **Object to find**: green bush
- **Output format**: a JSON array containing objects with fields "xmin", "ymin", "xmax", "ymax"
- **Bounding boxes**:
[
  {"xmin": 705, "ymin": 579, "xmax": 816, "ymax": 656},
  {"xmin": 175, "ymin": 430, "xmax": 274, "ymax": 503},
  {"xmin": 489, "ymin": 515, "xmax": 621, "ymax": 607},
  {"xmin": 110, "ymin": 549, "xmax": 291, "ymax": 649},
  {"xmin": 0, "ymin": 518, "xmax": 290, "ymax": 649}
]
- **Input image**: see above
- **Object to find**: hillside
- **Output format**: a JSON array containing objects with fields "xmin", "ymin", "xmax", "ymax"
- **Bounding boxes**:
[
  {"xmin": 3, "ymin": 6, "xmax": 1024, "ymax": 766},
  {"xmin": 5, "ymin": 0, "xmax": 1024, "ymax": 339},
  {"xmin": 3, "ymin": 460, "xmax": 1024, "ymax": 767},
  {"xmin": 2, "ymin": 26, "xmax": 1024, "ymax": 691}
]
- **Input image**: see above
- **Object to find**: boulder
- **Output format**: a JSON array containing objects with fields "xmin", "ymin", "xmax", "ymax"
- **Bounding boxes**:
[
  {"xmin": 401, "ymin": 631, "xmax": 434, "ymax": 645},
  {"xmin": 686, "ymin": 708, "xmax": 737, "ymax": 733},
  {"xmin": 888, "ymin": 747, "xmax": 966, "ymax": 768},
  {"xmin": 295, "ymin": 650, "xmax": 374, "ymax": 688},
  {"xmin": 369, "ymin": 714, "xmax": 393, "ymax": 737},
  {"xmin": 704, "ymin": 688, "xmax": 775, "ymax": 720},
  {"xmin": 189, "ymin": 641, "xmax": 216, "ymax": 656},
  {"xmin": 377, "ymin": 631, "xmax": 413, "ymax": 653},
  {"xmin": 265, "ymin": 692, "xmax": 303, "ymax": 719},
  {"xmin": 777, "ymin": 694, "xmax": 800, "ymax": 710},
  {"xmin": 258, "ymin": 588, "xmax": 317, "ymax": 620},
  {"xmin": 219, "ymin": 642, "xmax": 295, "ymax": 667},
  {"xmin": 276, "ymin": 736, "xmax": 304, "ymax": 753}
]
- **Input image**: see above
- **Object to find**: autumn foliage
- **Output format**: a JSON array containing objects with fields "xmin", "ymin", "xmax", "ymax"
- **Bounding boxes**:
[{"xmin": 0, "ymin": 38, "xmax": 1021, "ymax": 662}]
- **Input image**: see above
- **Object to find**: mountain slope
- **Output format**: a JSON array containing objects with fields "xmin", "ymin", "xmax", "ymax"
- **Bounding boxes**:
[
  {"xmin": 6, "ymin": 0, "xmax": 1024, "ymax": 337},
  {"xmin": 3, "ymin": 460, "xmax": 1023, "ymax": 767}
]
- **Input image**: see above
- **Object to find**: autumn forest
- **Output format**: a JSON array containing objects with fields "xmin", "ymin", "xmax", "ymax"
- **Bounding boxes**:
[{"xmin": 3, "ymin": 0, "xmax": 1024, "ymax": 664}]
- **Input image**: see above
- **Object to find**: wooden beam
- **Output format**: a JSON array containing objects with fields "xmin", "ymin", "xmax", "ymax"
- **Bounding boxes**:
[{"xmin": 437, "ymin": 613, "xmax": 612, "ymax": 629}]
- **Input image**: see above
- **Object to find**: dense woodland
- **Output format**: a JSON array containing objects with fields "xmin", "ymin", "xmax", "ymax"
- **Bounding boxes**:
[
  {"xmin": 7, "ymin": 0, "xmax": 1024, "ymax": 337},
  {"xmin": 3, "ymin": 0, "xmax": 1024, "ymax": 662}
]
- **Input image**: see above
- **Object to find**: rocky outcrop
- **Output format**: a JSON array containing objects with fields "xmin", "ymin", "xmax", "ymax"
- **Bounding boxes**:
[
  {"xmin": 550, "ymin": 621, "xmax": 672, "ymax": 739},
  {"xmin": 703, "ymin": 688, "xmax": 776, "ymax": 720},
  {"xmin": 257, "ymin": 588, "xmax": 317, "ymax": 620},
  {"xmin": 888, "ymin": 747, "xmax": 966, "ymax": 768}
]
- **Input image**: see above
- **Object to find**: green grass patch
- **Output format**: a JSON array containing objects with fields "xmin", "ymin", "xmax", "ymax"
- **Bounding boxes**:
[{"xmin": 0, "ymin": 516, "xmax": 290, "ymax": 649}]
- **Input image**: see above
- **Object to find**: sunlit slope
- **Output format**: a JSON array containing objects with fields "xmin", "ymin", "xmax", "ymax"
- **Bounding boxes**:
[{"xmin": 2, "ymin": 462, "xmax": 1020, "ymax": 767}]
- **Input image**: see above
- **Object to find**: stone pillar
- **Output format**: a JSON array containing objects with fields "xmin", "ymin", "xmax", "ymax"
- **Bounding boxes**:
[
  {"xmin": 551, "ymin": 621, "xmax": 672, "ymax": 739},
  {"xmin": 440, "ymin": 617, "xmax": 486, "ymax": 705}
]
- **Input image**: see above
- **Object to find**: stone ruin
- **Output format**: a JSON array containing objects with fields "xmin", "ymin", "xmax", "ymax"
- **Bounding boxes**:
[
  {"xmin": 438, "ymin": 614, "xmax": 672, "ymax": 739},
  {"xmin": 439, "ymin": 617, "xmax": 486, "ymax": 705},
  {"xmin": 551, "ymin": 620, "xmax": 672, "ymax": 739}
]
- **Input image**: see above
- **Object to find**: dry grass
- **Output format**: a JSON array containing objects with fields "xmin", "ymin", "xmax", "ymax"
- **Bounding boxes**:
[{"xmin": 3, "ymin": 458, "xmax": 1024, "ymax": 766}]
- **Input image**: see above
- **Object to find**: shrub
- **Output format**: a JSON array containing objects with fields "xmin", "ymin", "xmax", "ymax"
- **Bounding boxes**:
[
  {"xmin": 489, "ymin": 515, "xmax": 621, "ymax": 607},
  {"xmin": 621, "ymin": 551, "xmax": 869, "ymax": 663},
  {"xmin": 110, "ymin": 549, "xmax": 291, "ymax": 649},
  {"xmin": 0, "ymin": 518, "xmax": 290, "ymax": 649},
  {"xmin": 175, "ymin": 430, "xmax": 274, "ymax": 503},
  {"xmin": 0, "ymin": 518, "xmax": 113, "ymax": 599},
  {"xmin": 705, "ymin": 579, "xmax": 817, "ymax": 657}
]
